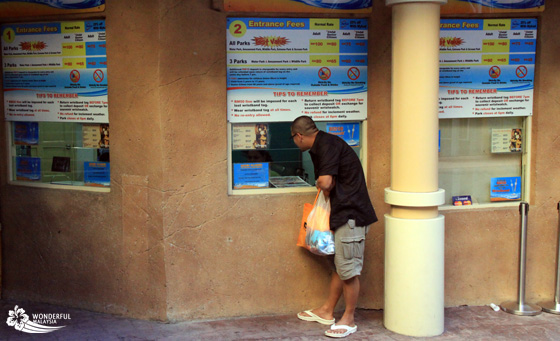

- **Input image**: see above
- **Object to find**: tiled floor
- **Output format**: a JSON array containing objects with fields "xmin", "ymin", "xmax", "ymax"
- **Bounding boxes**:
[{"xmin": 2, "ymin": 300, "xmax": 560, "ymax": 340}]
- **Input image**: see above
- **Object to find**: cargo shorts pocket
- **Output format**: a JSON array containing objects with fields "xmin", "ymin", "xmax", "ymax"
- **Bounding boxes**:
[{"xmin": 341, "ymin": 236, "xmax": 365, "ymax": 260}]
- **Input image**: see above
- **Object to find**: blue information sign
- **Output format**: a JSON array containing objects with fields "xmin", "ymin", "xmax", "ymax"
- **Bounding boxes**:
[
  {"xmin": 490, "ymin": 176, "xmax": 521, "ymax": 202},
  {"xmin": 233, "ymin": 163, "xmax": 269, "ymax": 189}
]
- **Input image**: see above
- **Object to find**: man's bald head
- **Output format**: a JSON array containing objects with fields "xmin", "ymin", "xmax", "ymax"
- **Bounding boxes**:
[{"xmin": 291, "ymin": 116, "xmax": 318, "ymax": 136}]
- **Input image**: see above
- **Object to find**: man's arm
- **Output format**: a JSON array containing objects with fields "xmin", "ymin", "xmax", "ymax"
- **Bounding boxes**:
[{"xmin": 316, "ymin": 175, "xmax": 335, "ymax": 197}]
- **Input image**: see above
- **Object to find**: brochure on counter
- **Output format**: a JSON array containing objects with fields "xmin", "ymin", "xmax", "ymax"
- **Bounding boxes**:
[
  {"xmin": 490, "ymin": 176, "xmax": 521, "ymax": 202},
  {"xmin": 269, "ymin": 176, "xmax": 311, "ymax": 188}
]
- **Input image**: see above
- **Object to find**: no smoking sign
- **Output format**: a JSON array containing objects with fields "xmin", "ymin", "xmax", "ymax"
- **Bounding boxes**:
[
  {"xmin": 347, "ymin": 67, "xmax": 360, "ymax": 80},
  {"xmin": 93, "ymin": 69, "xmax": 105, "ymax": 83}
]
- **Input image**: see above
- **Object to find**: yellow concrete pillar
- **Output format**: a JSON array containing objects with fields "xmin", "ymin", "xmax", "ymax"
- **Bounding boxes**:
[{"xmin": 384, "ymin": 0, "xmax": 447, "ymax": 337}]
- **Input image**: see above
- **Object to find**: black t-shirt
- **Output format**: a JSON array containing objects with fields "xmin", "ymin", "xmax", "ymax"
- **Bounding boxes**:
[{"xmin": 309, "ymin": 131, "xmax": 378, "ymax": 230}]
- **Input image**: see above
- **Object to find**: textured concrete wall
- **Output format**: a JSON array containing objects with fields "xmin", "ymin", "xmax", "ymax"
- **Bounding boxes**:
[
  {"xmin": 531, "ymin": 2, "xmax": 560, "ymax": 306},
  {"xmin": 0, "ymin": 0, "xmax": 559, "ymax": 322},
  {"xmin": 0, "ymin": 0, "xmax": 168, "ymax": 320}
]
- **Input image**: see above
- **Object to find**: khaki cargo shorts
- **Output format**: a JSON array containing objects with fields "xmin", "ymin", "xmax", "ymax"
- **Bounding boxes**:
[{"xmin": 328, "ymin": 219, "xmax": 369, "ymax": 281}]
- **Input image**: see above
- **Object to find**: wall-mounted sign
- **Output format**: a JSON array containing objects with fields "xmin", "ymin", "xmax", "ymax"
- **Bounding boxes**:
[
  {"xmin": 2, "ymin": 20, "xmax": 108, "ymax": 123},
  {"xmin": 0, "ymin": 0, "xmax": 105, "ymax": 18},
  {"xmin": 439, "ymin": 18, "xmax": 536, "ymax": 119},
  {"xmin": 224, "ymin": 0, "xmax": 371, "ymax": 13},
  {"xmin": 227, "ymin": 18, "xmax": 368, "ymax": 123},
  {"xmin": 441, "ymin": 0, "xmax": 544, "ymax": 14}
]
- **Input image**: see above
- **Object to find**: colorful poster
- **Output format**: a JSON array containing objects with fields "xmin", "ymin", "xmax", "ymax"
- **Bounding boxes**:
[
  {"xmin": 326, "ymin": 122, "xmax": 359, "ymax": 146},
  {"xmin": 16, "ymin": 156, "xmax": 41, "ymax": 181},
  {"xmin": 233, "ymin": 163, "xmax": 269, "ymax": 189},
  {"xmin": 491, "ymin": 128, "xmax": 522, "ymax": 153},
  {"xmin": 439, "ymin": 19, "xmax": 536, "ymax": 119},
  {"xmin": 227, "ymin": 18, "xmax": 368, "ymax": 123},
  {"xmin": 13, "ymin": 121, "xmax": 39, "ymax": 145},
  {"xmin": 232, "ymin": 123, "xmax": 269, "ymax": 150},
  {"xmin": 441, "ymin": 0, "xmax": 544, "ymax": 14},
  {"xmin": 2, "ymin": 20, "xmax": 108, "ymax": 123},
  {"xmin": 0, "ymin": 0, "xmax": 105, "ymax": 18},
  {"xmin": 490, "ymin": 176, "xmax": 521, "ymax": 202},
  {"xmin": 84, "ymin": 161, "xmax": 110, "ymax": 186},
  {"xmin": 224, "ymin": 0, "xmax": 371, "ymax": 13}
]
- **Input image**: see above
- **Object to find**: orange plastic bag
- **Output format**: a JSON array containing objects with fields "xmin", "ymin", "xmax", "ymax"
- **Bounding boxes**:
[
  {"xmin": 297, "ymin": 190, "xmax": 320, "ymax": 248},
  {"xmin": 305, "ymin": 191, "xmax": 334, "ymax": 255}
]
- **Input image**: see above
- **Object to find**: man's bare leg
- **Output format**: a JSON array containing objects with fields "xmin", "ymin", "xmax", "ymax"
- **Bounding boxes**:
[
  {"xmin": 326, "ymin": 276, "xmax": 359, "ymax": 335},
  {"xmin": 300, "ymin": 271, "xmax": 343, "ymax": 321}
]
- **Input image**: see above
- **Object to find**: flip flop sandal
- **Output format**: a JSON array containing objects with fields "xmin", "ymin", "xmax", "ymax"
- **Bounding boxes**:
[
  {"xmin": 297, "ymin": 310, "xmax": 335, "ymax": 325},
  {"xmin": 325, "ymin": 324, "xmax": 358, "ymax": 338}
]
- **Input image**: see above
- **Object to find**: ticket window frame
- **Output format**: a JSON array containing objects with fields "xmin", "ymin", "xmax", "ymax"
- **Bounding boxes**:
[
  {"xmin": 227, "ymin": 120, "xmax": 368, "ymax": 196},
  {"xmin": 438, "ymin": 115, "xmax": 531, "ymax": 210},
  {"xmin": 5, "ymin": 121, "xmax": 111, "ymax": 193}
]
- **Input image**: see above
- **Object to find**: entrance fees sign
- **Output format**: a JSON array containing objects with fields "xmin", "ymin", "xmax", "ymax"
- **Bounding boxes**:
[
  {"xmin": 441, "ymin": 0, "xmax": 544, "ymax": 14},
  {"xmin": 2, "ymin": 20, "xmax": 108, "ymax": 123},
  {"xmin": 0, "ymin": 0, "xmax": 105, "ymax": 18},
  {"xmin": 224, "ymin": 0, "xmax": 372, "ymax": 13},
  {"xmin": 439, "ymin": 19, "xmax": 536, "ymax": 119},
  {"xmin": 227, "ymin": 18, "xmax": 367, "ymax": 123}
]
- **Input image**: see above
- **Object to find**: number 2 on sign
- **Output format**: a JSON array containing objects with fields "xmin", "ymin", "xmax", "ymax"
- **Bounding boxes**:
[{"xmin": 229, "ymin": 20, "xmax": 247, "ymax": 38}]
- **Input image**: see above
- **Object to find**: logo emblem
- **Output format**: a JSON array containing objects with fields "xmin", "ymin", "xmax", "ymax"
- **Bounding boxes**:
[{"xmin": 6, "ymin": 305, "xmax": 67, "ymax": 334}]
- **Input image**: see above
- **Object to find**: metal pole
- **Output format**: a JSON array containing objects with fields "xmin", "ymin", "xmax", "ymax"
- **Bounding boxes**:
[
  {"xmin": 538, "ymin": 201, "xmax": 560, "ymax": 314},
  {"xmin": 518, "ymin": 202, "xmax": 529, "ymax": 304},
  {"xmin": 501, "ymin": 202, "xmax": 542, "ymax": 316}
]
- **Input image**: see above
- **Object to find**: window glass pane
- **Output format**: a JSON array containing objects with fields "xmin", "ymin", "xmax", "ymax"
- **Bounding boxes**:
[
  {"xmin": 231, "ymin": 121, "xmax": 362, "ymax": 191},
  {"xmin": 11, "ymin": 121, "xmax": 110, "ymax": 188},
  {"xmin": 439, "ymin": 117, "xmax": 524, "ymax": 206}
]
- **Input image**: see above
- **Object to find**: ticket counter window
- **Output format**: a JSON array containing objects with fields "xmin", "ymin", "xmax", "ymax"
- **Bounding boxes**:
[
  {"xmin": 228, "ymin": 121, "xmax": 365, "ymax": 195},
  {"xmin": 9, "ymin": 121, "xmax": 110, "ymax": 190},
  {"xmin": 439, "ymin": 116, "xmax": 529, "ymax": 208}
]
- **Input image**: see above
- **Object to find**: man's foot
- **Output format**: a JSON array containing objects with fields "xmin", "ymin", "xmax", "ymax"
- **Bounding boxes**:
[{"xmin": 297, "ymin": 309, "xmax": 335, "ymax": 325}]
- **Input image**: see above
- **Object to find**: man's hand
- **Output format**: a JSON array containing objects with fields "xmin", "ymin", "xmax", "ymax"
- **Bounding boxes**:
[{"xmin": 316, "ymin": 175, "xmax": 335, "ymax": 197}]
